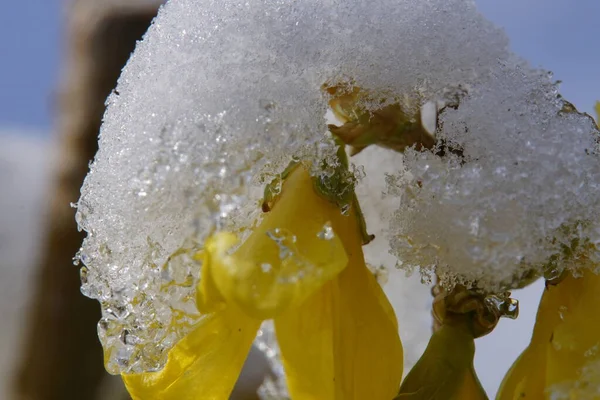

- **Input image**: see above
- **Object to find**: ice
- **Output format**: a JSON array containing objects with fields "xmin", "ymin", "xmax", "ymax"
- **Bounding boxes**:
[
  {"xmin": 389, "ymin": 65, "xmax": 600, "ymax": 290},
  {"xmin": 76, "ymin": 0, "xmax": 599, "ymax": 374},
  {"xmin": 255, "ymin": 321, "xmax": 288, "ymax": 399},
  {"xmin": 548, "ymin": 359, "xmax": 600, "ymax": 399}
]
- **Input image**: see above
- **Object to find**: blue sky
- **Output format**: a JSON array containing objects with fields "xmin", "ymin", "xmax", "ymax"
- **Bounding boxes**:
[
  {"xmin": 478, "ymin": 0, "xmax": 600, "ymax": 116},
  {"xmin": 0, "ymin": 0, "xmax": 598, "ymax": 134},
  {"xmin": 0, "ymin": 0, "xmax": 61, "ymax": 134}
]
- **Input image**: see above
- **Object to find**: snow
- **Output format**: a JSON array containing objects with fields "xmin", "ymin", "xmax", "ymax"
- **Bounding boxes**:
[{"xmin": 76, "ymin": 0, "xmax": 600, "ymax": 376}]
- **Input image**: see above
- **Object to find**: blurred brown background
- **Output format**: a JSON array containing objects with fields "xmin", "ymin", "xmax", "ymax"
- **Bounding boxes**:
[{"xmin": 9, "ymin": 2, "xmax": 161, "ymax": 399}]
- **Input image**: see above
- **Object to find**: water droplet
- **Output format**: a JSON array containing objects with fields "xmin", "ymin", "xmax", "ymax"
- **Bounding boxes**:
[
  {"xmin": 367, "ymin": 264, "xmax": 389, "ymax": 286},
  {"xmin": 80, "ymin": 266, "xmax": 89, "ymax": 284},
  {"xmin": 420, "ymin": 270, "xmax": 433, "ymax": 285},
  {"xmin": 317, "ymin": 222, "xmax": 335, "ymax": 240},
  {"xmin": 504, "ymin": 298, "xmax": 519, "ymax": 319},
  {"xmin": 340, "ymin": 204, "xmax": 351, "ymax": 216},
  {"xmin": 106, "ymin": 304, "xmax": 130, "ymax": 320},
  {"xmin": 485, "ymin": 294, "xmax": 519, "ymax": 319},
  {"xmin": 544, "ymin": 264, "xmax": 566, "ymax": 284},
  {"xmin": 585, "ymin": 343, "xmax": 599, "ymax": 358},
  {"xmin": 558, "ymin": 305, "xmax": 568, "ymax": 320},
  {"xmin": 74, "ymin": 211, "xmax": 84, "ymax": 232},
  {"xmin": 552, "ymin": 338, "xmax": 562, "ymax": 351},
  {"xmin": 266, "ymin": 228, "xmax": 297, "ymax": 259},
  {"xmin": 120, "ymin": 329, "xmax": 131, "ymax": 344},
  {"xmin": 261, "ymin": 263, "xmax": 272, "ymax": 273}
]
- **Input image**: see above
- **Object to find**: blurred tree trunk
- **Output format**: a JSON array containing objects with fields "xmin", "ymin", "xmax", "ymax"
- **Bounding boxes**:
[{"xmin": 12, "ymin": 2, "xmax": 159, "ymax": 399}]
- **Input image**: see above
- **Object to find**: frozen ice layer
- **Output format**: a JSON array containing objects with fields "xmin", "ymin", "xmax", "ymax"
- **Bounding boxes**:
[{"xmin": 76, "ymin": 0, "xmax": 599, "ymax": 374}]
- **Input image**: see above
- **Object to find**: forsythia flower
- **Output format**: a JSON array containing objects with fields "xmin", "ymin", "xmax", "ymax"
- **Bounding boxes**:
[
  {"xmin": 395, "ymin": 285, "xmax": 491, "ymax": 399},
  {"xmin": 498, "ymin": 269, "xmax": 600, "ymax": 399},
  {"xmin": 121, "ymin": 166, "xmax": 403, "ymax": 399},
  {"xmin": 76, "ymin": 0, "xmax": 600, "ymax": 394}
]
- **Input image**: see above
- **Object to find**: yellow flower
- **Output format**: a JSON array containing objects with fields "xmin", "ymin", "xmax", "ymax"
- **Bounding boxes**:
[
  {"xmin": 498, "ymin": 269, "xmax": 600, "ymax": 399},
  {"xmin": 396, "ymin": 286, "xmax": 490, "ymax": 400},
  {"xmin": 121, "ymin": 166, "xmax": 403, "ymax": 400}
]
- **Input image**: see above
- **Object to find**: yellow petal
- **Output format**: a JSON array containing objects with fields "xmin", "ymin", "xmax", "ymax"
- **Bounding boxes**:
[
  {"xmin": 497, "ymin": 269, "xmax": 600, "ymax": 400},
  {"xmin": 496, "ymin": 280, "xmax": 564, "ymax": 400},
  {"xmin": 274, "ymin": 203, "xmax": 403, "ymax": 400},
  {"xmin": 545, "ymin": 269, "xmax": 600, "ymax": 395},
  {"xmin": 201, "ymin": 166, "xmax": 348, "ymax": 320},
  {"xmin": 122, "ymin": 305, "xmax": 260, "ymax": 400},
  {"xmin": 195, "ymin": 247, "xmax": 226, "ymax": 313}
]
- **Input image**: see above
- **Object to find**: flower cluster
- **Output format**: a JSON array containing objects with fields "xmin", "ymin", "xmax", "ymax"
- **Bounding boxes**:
[{"xmin": 76, "ymin": 0, "xmax": 600, "ymax": 398}]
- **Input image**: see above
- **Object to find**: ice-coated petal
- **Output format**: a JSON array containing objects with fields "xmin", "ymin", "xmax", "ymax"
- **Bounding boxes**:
[
  {"xmin": 122, "ymin": 305, "xmax": 260, "ymax": 400},
  {"xmin": 496, "ymin": 280, "xmax": 564, "ymax": 400},
  {"xmin": 274, "ymin": 204, "xmax": 403, "ymax": 400},
  {"xmin": 199, "ymin": 167, "xmax": 348, "ymax": 320},
  {"xmin": 497, "ymin": 269, "xmax": 600, "ymax": 400},
  {"xmin": 545, "ymin": 270, "xmax": 600, "ymax": 397},
  {"xmin": 78, "ymin": 0, "xmax": 600, "ymax": 373}
]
